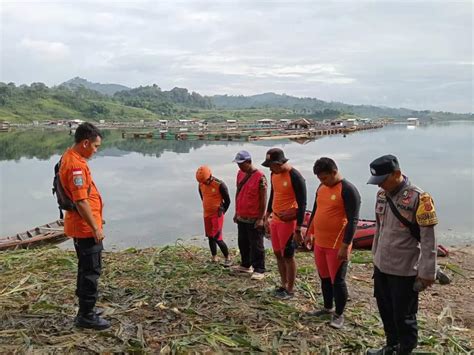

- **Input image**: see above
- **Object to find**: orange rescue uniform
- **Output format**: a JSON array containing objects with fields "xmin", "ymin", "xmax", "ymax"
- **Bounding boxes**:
[
  {"xmin": 271, "ymin": 171, "xmax": 298, "ymax": 222},
  {"xmin": 59, "ymin": 148, "xmax": 103, "ymax": 238},
  {"xmin": 311, "ymin": 183, "xmax": 347, "ymax": 249},
  {"xmin": 199, "ymin": 179, "xmax": 225, "ymax": 217}
]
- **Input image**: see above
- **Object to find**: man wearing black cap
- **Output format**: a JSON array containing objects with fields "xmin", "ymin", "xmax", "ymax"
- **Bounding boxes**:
[
  {"xmin": 262, "ymin": 148, "xmax": 307, "ymax": 299},
  {"xmin": 366, "ymin": 155, "xmax": 438, "ymax": 355},
  {"xmin": 306, "ymin": 157, "xmax": 361, "ymax": 329}
]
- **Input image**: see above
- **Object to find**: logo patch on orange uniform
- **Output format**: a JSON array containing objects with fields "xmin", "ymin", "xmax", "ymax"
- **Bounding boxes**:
[{"xmin": 72, "ymin": 168, "xmax": 83, "ymax": 187}]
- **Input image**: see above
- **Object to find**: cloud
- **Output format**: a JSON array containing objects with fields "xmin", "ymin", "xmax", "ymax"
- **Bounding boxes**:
[
  {"xmin": 180, "ymin": 55, "xmax": 355, "ymax": 84},
  {"xmin": 19, "ymin": 38, "xmax": 70, "ymax": 60},
  {"xmin": 0, "ymin": 1, "xmax": 472, "ymax": 112}
]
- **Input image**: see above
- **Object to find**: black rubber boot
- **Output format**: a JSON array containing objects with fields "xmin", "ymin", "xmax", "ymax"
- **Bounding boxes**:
[{"xmin": 74, "ymin": 312, "xmax": 111, "ymax": 330}]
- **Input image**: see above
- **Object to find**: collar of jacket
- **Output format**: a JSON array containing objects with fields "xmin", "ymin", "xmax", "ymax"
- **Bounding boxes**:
[{"xmin": 388, "ymin": 175, "xmax": 409, "ymax": 197}]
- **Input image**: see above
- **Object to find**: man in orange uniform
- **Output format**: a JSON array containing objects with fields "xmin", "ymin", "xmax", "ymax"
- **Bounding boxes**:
[
  {"xmin": 262, "ymin": 148, "xmax": 306, "ymax": 300},
  {"xmin": 59, "ymin": 122, "xmax": 110, "ymax": 330},
  {"xmin": 196, "ymin": 166, "xmax": 232, "ymax": 266},
  {"xmin": 307, "ymin": 157, "xmax": 361, "ymax": 329}
]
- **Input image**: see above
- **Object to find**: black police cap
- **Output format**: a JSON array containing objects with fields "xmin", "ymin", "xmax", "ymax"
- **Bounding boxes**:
[{"xmin": 367, "ymin": 154, "xmax": 400, "ymax": 185}]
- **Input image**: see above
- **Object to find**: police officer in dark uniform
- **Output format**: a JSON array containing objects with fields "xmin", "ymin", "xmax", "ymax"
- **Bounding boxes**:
[{"xmin": 366, "ymin": 155, "xmax": 438, "ymax": 355}]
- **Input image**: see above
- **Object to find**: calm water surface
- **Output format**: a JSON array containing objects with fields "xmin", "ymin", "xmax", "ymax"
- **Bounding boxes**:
[{"xmin": 0, "ymin": 122, "xmax": 472, "ymax": 249}]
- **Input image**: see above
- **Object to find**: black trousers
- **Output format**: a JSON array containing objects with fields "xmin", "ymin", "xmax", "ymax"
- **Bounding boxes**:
[
  {"xmin": 208, "ymin": 237, "xmax": 229, "ymax": 258},
  {"xmin": 237, "ymin": 221, "xmax": 265, "ymax": 273},
  {"xmin": 374, "ymin": 266, "xmax": 418, "ymax": 353},
  {"xmin": 74, "ymin": 238, "xmax": 103, "ymax": 314},
  {"xmin": 320, "ymin": 261, "xmax": 348, "ymax": 316}
]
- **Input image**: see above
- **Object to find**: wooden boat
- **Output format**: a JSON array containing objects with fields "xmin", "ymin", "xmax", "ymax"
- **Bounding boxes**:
[{"xmin": 0, "ymin": 220, "xmax": 68, "ymax": 251}]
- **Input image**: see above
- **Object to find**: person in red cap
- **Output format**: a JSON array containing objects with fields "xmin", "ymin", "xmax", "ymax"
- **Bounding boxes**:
[
  {"xmin": 262, "ymin": 148, "xmax": 307, "ymax": 300},
  {"xmin": 196, "ymin": 165, "xmax": 232, "ymax": 266}
]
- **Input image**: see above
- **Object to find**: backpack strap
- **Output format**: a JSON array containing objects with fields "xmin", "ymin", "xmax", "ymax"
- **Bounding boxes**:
[
  {"xmin": 236, "ymin": 170, "xmax": 257, "ymax": 197},
  {"xmin": 54, "ymin": 155, "xmax": 92, "ymax": 219},
  {"xmin": 386, "ymin": 196, "xmax": 420, "ymax": 242},
  {"xmin": 54, "ymin": 157, "xmax": 64, "ymax": 219}
]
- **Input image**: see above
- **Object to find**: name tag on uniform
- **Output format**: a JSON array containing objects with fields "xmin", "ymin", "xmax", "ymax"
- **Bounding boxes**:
[{"xmin": 376, "ymin": 201, "xmax": 386, "ymax": 214}]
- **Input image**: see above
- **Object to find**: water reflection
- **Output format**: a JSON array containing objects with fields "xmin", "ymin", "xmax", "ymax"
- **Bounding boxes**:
[
  {"xmin": 0, "ymin": 122, "xmax": 472, "ymax": 248},
  {"xmin": 0, "ymin": 129, "xmax": 212, "ymax": 161}
]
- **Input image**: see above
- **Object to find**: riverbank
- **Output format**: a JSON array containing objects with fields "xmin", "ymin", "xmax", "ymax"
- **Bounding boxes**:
[{"xmin": 0, "ymin": 245, "xmax": 472, "ymax": 353}]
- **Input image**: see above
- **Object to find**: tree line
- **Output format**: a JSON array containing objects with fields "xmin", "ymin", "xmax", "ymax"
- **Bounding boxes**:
[{"xmin": 0, "ymin": 82, "xmax": 212, "ymax": 121}]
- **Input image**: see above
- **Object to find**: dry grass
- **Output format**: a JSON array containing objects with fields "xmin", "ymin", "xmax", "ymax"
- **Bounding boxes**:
[{"xmin": 0, "ymin": 244, "xmax": 472, "ymax": 353}]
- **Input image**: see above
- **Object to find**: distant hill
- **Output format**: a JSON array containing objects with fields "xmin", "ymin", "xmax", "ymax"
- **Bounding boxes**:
[
  {"xmin": 0, "ymin": 81, "xmax": 212, "ymax": 123},
  {"xmin": 0, "ymin": 79, "xmax": 471, "ymax": 123},
  {"xmin": 60, "ymin": 77, "xmax": 130, "ymax": 96},
  {"xmin": 211, "ymin": 92, "xmax": 472, "ymax": 120}
]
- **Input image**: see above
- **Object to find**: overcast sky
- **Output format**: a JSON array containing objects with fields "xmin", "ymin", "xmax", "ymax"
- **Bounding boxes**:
[{"xmin": 0, "ymin": 0, "xmax": 472, "ymax": 112}]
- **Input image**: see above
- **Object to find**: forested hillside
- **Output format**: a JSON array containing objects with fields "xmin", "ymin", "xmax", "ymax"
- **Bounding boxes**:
[
  {"xmin": 61, "ymin": 77, "xmax": 130, "ymax": 96},
  {"xmin": 0, "ymin": 82, "xmax": 211, "ymax": 123},
  {"xmin": 212, "ymin": 93, "xmax": 472, "ymax": 120},
  {"xmin": 0, "ymin": 79, "xmax": 471, "ymax": 123}
]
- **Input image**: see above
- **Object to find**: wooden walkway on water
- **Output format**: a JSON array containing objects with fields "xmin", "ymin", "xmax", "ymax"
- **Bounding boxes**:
[{"xmin": 121, "ymin": 124, "xmax": 383, "ymax": 141}]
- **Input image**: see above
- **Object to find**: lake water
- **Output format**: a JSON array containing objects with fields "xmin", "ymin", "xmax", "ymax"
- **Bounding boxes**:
[{"xmin": 0, "ymin": 121, "xmax": 472, "ymax": 249}]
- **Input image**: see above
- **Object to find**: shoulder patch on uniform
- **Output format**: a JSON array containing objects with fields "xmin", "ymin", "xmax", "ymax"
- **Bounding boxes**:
[
  {"xmin": 416, "ymin": 192, "xmax": 438, "ymax": 226},
  {"xmin": 72, "ymin": 168, "xmax": 84, "ymax": 187},
  {"xmin": 73, "ymin": 176, "xmax": 84, "ymax": 187}
]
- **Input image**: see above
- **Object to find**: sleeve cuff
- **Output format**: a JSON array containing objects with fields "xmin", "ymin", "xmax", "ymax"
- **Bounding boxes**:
[{"xmin": 72, "ymin": 189, "xmax": 89, "ymax": 201}]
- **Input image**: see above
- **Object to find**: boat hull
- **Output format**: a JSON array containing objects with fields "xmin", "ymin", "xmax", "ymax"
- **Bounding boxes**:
[
  {"xmin": 0, "ymin": 220, "xmax": 68, "ymax": 251},
  {"xmin": 301, "ymin": 211, "xmax": 375, "ymax": 250}
]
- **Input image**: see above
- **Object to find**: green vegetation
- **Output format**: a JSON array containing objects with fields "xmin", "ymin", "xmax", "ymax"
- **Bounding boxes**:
[
  {"xmin": 0, "ymin": 245, "xmax": 472, "ymax": 353},
  {"xmin": 213, "ymin": 93, "xmax": 474, "ymax": 120},
  {"xmin": 62, "ymin": 77, "xmax": 130, "ymax": 95},
  {"xmin": 1, "ymin": 80, "xmax": 471, "ymax": 124},
  {"xmin": 0, "ymin": 82, "xmax": 210, "ymax": 123},
  {"xmin": 0, "ymin": 83, "xmax": 160, "ymax": 123}
]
